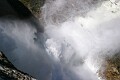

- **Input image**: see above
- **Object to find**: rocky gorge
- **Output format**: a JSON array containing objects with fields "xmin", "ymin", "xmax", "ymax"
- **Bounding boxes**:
[{"xmin": 0, "ymin": 0, "xmax": 120, "ymax": 80}]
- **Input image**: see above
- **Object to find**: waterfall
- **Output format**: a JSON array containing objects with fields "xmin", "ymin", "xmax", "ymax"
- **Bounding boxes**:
[
  {"xmin": 0, "ymin": 0, "xmax": 120, "ymax": 80},
  {"xmin": 42, "ymin": 0, "xmax": 120, "ymax": 80}
]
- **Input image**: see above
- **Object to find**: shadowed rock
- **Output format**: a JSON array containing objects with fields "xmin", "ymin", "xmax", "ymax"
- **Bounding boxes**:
[
  {"xmin": 0, "ymin": 0, "xmax": 44, "ymax": 32},
  {"xmin": 0, "ymin": 51, "xmax": 36, "ymax": 80},
  {"xmin": 19, "ymin": 0, "xmax": 46, "ymax": 18}
]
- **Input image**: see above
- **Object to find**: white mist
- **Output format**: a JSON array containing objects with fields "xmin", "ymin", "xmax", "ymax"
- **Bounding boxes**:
[{"xmin": 42, "ymin": 0, "xmax": 120, "ymax": 80}]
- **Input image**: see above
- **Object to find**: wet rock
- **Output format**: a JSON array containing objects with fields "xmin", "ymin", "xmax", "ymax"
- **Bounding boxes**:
[{"xmin": 0, "ymin": 51, "xmax": 36, "ymax": 80}]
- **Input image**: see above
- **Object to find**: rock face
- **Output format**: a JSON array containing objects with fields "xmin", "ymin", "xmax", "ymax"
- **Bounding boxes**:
[
  {"xmin": 0, "ymin": 0, "xmax": 32, "ymax": 19},
  {"xmin": 0, "ymin": 0, "xmax": 44, "ymax": 32},
  {"xmin": 19, "ymin": 0, "xmax": 45, "ymax": 18},
  {"xmin": 0, "ymin": 51, "xmax": 36, "ymax": 80},
  {"xmin": 0, "ymin": 1, "xmax": 42, "ymax": 79},
  {"xmin": 99, "ymin": 53, "xmax": 120, "ymax": 80}
]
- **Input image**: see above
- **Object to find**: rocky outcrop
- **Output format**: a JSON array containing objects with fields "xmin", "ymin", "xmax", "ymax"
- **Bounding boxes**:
[
  {"xmin": 0, "ymin": 51, "xmax": 36, "ymax": 80},
  {"xmin": 19, "ymin": 0, "xmax": 45, "ymax": 18},
  {"xmin": 99, "ymin": 53, "xmax": 120, "ymax": 80}
]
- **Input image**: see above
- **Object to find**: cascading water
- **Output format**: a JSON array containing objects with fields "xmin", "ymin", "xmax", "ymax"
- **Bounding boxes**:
[
  {"xmin": 0, "ymin": 0, "xmax": 120, "ymax": 80},
  {"xmin": 41, "ymin": 0, "xmax": 120, "ymax": 80}
]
